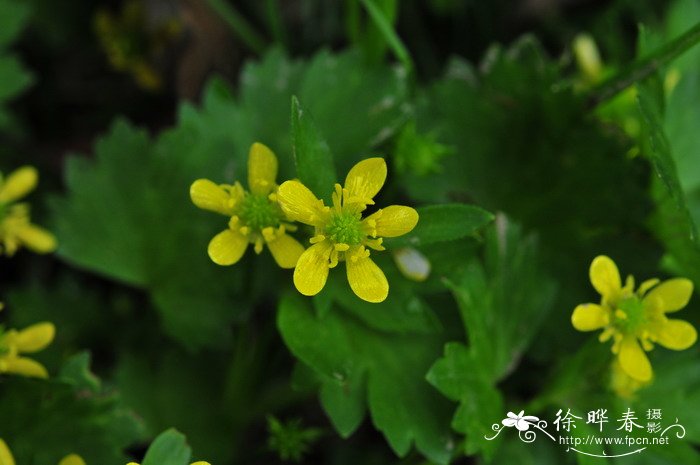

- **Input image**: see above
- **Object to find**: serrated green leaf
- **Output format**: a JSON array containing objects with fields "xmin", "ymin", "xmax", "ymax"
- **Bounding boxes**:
[
  {"xmin": 427, "ymin": 219, "xmax": 555, "ymax": 459},
  {"xmin": 291, "ymin": 95, "xmax": 337, "ymax": 201},
  {"xmin": 277, "ymin": 292, "xmax": 454, "ymax": 464},
  {"xmin": 427, "ymin": 343, "xmax": 503, "ymax": 459},
  {"xmin": 50, "ymin": 119, "xmax": 244, "ymax": 348},
  {"xmin": 141, "ymin": 429, "xmax": 191, "ymax": 465},
  {"xmin": 0, "ymin": 368, "xmax": 144, "ymax": 465},
  {"xmin": 386, "ymin": 204, "xmax": 494, "ymax": 248}
]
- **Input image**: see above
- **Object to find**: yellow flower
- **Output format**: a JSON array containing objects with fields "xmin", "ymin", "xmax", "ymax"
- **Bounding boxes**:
[
  {"xmin": 0, "ymin": 166, "xmax": 57, "ymax": 256},
  {"xmin": 0, "ymin": 322, "xmax": 55, "ymax": 378},
  {"xmin": 277, "ymin": 158, "xmax": 419, "ymax": 303},
  {"xmin": 572, "ymin": 255, "xmax": 697, "ymax": 382},
  {"xmin": 609, "ymin": 359, "xmax": 649, "ymax": 399},
  {"xmin": 190, "ymin": 143, "xmax": 305, "ymax": 269},
  {"xmin": 0, "ymin": 438, "xmax": 85, "ymax": 465}
]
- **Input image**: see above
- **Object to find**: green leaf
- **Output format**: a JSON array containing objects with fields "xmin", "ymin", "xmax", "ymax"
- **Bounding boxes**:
[
  {"xmin": 428, "ymin": 219, "xmax": 556, "ymax": 459},
  {"xmin": 58, "ymin": 352, "xmax": 101, "ymax": 394},
  {"xmin": 637, "ymin": 68, "xmax": 700, "ymax": 286},
  {"xmin": 0, "ymin": 54, "xmax": 33, "ymax": 102},
  {"xmin": 0, "ymin": 0, "xmax": 30, "ymax": 47},
  {"xmin": 321, "ymin": 256, "xmax": 442, "ymax": 334},
  {"xmin": 638, "ymin": 77, "xmax": 697, "ymax": 241},
  {"xmin": 297, "ymin": 49, "xmax": 409, "ymax": 171},
  {"xmin": 50, "ymin": 119, "xmax": 244, "ymax": 348},
  {"xmin": 277, "ymin": 292, "xmax": 454, "ymax": 464},
  {"xmin": 0, "ymin": 0, "xmax": 32, "ymax": 130},
  {"xmin": 0, "ymin": 364, "xmax": 144, "ymax": 465},
  {"xmin": 427, "ymin": 343, "xmax": 503, "ymax": 460},
  {"xmin": 291, "ymin": 95, "xmax": 337, "ymax": 201},
  {"xmin": 387, "ymin": 204, "xmax": 494, "ymax": 248},
  {"xmin": 141, "ymin": 429, "xmax": 192, "ymax": 465}
]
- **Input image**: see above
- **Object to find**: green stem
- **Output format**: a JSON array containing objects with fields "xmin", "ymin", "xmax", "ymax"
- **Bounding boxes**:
[
  {"xmin": 265, "ymin": 0, "xmax": 287, "ymax": 49},
  {"xmin": 205, "ymin": 0, "xmax": 267, "ymax": 55},
  {"xmin": 345, "ymin": 0, "xmax": 361, "ymax": 45},
  {"xmin": 588, "ymin": 21, "xmax": 700, "ymax": 108},
  {"xmin": 359, "ymin": 0, "xmax": 413, "ymax": 73}
]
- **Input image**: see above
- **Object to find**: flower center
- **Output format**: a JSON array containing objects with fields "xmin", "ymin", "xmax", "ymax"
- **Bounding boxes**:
[
  {"xmin": 326, "ymin": 212, "xmax": 363, "ymax": 245},
  {"xmin": 614, "ymin": 295, "xmax": 646, "ymax": 334},
  {"xmin": 237, "ymin": 194, "xmax": 281, "ymax": 231}
]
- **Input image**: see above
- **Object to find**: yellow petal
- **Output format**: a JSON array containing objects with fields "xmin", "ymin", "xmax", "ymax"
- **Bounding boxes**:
[
  {"xmin": 190, "ymin": 179, "xmax": 236, "ymax": 215},
  {"xmin": 0, "ymin": 166, "xmax": 38, "ymax": 203},
  {"xmin": 393, "ymin": 247, "xmax": 431, "ymax": 282},
  {"xmin": 58, "ymin": 454, "xmax": 86, "ymax": 465},
  {"xmin": 655, "ymin": 319, "xmax": 697, "ymax": 350},
  {"xmin": 589, "ymin": 255, "xmax": 621, "ymax": 299},
  {"xmin": 248, "ymin": 142, "xmax": 278, "ymax": 195},
  {"xmin": 277, "ymin": 180, "xmax": 327, "ymax": 226},
  {"xmin": 643, "ymin": 278, "xmax": 693, "ymax": 313},
  {"xmin": 207, "ymin": 229, "xmax": 248, "ymax": 265},
  {"xmin": 2, "ymin": 356, "xmax": 49, "ymax": 378},
  {"xmin": 346, "ymin": 248, "xmax": 389, "ymax": 303},
  {"xmin": 571, "ymin": 303, "xmax": 609, "ymax": 331},
  {"xmin": 344, "ymin": 158, "xmax": 387, "ymax": 204},
  {"xmin": 618, "ymin": 336, "xmax": 652, "ymax": 382},
  {"xmin": 364, "ymin": 205, "xmax": 418, "ymax": 238},
  {"xmin": 293, "ymin": 241, "xmax": 332, "ymax": 296},
  {"xmin": 266, "ymin": 232, "xmax": 305, "ymax": 269},
  {"xmin": 610, "ymin": 359, "xmax": 648, "ymax": 399},
  {"xmin": 14, "ymin": 322, "xmax": 55, "ymax": 353},
  {"xmin": 637, "ymin": 278, "xmax": 660, "ymax": 296},
  {"xmin": 191, "ymin": 462, "xmax": 212, "ymax": 465},
  {"xmin": 15, "ymin": 224, "xmax": 57, "ymax": 254},
  {"xmin": 0, "ymin": 439, "xmax": 15, "ymax": 465}
]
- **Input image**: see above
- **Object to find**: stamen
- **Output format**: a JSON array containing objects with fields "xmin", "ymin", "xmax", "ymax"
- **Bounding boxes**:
[
  {"xmin": 254, "ymin": 237, "xmax": 264, "ymax": 254},
  {"xmin": 262, "ymin": 227, "xmax": 276, "ymax": 242},
  {"xmin": 332, "ymin": 184, "xmax": 343, "ymax": 212},
  {"xmin": 364, "ymin": 238, "xmax": 385, "ymax": 251},
  {"xmin": 310, "ymin": 234, "xmax": 326, "ymax": 244}
]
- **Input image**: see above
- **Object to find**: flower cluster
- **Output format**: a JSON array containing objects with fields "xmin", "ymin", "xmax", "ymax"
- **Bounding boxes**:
[
  {"xmin": 571, "ymin": 255, "xmax": 697, "ymax": 383},
  {"xmin": 190, "ymin": 144, "xmax": 418, "ymax": 303},
  {"xmin": 0, "ymin": 166, "xmax": 57, "ymax": 256}
]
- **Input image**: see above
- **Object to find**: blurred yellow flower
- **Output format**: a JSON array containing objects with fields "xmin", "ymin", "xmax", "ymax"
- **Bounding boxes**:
[
  {"xmin": 0, "ymin": 438, "xmax": 85, "ymax": 465},
  {"xmin": 190, "ymin": 143, "xmax": 304, "ymax": 269},
  {"xmin": 93, "ymin": 0, "xmax": 182, "ymax": 91},
  {"xmin": 0, "ymin": 322, "xmax": 55, "ymax": 379},
  {"xmin": 0, "ymin": 166, "xmax": 57, "ymax": 256},
  {"xmin": 572, "ymin": 255, "xmax": 697, "ymax": 382},
  {"xmin": 277, "ymin": 158, "xmax": 418, "ymax": 303},
  {"xmin": 609, "ymin": 359, "xmax": 649, "ymax": 399}
]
